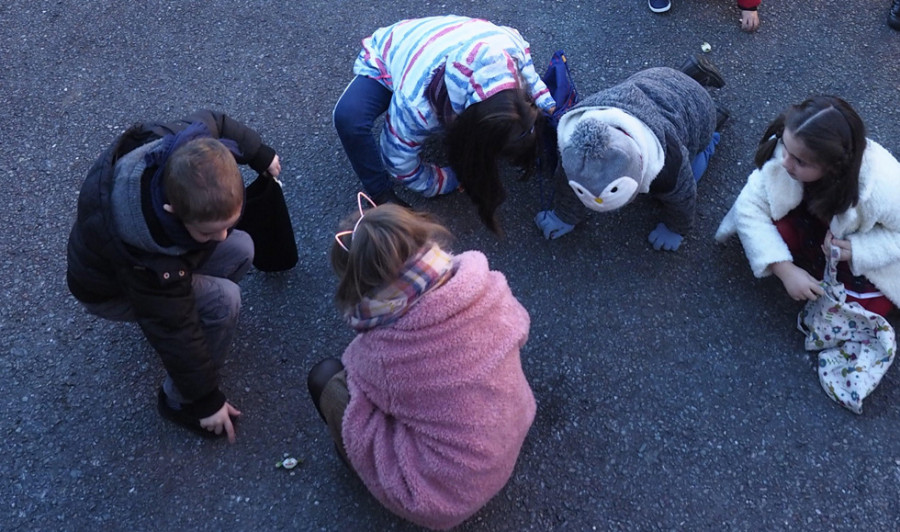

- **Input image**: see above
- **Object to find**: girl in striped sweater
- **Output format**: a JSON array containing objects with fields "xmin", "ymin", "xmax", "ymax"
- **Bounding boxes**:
[{"xmin": 333, "ymin": 15, "xmax": 556, "ymax": 232}]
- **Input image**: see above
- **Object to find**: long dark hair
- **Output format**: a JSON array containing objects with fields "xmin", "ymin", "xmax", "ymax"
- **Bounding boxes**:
[
  {"xmin": 444, "ymin": 88, "xmax": 543, "ymax": 234},
  {"xmin": 754, "ymin": 95, "xmax": 866, "ymax": 220}
]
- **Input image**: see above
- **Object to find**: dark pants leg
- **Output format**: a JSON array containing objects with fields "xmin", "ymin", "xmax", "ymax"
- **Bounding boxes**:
[
  {"xmin": 333, "ymin": 76, "xmax": 394, "ymax": 198},
  {"xmin": 308, "ymin": 357, "xmax": 345, "ymax": 421},
  {"xmin": 308, "ymin": 358, "xmax": 351, "ymax": 466},
  {"xmin": 164, "ymin": 230, "xmax": 253, "ymax": 403},
  {"xmin": 84, "ymin": 230, "xmax": 254, "ymax": 404},
  {"xmin": 691, "ymin": 132, "xmax": 720, "ymax": 181}
]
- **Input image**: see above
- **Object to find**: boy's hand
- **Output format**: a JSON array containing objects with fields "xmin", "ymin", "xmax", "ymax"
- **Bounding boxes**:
[
  {"xmin": 740, "ymin": 10, "xmax": 760, "ymax": 32},
  {"xmin": 267, "ymin": 155, "xmax": 281, "ymax": 178},
  {"xmin": 771, "ymin": 261, "xmax": 824, "ymax": 301},
  {"xmin": 199, "ymin": 402, "xmax": 242, "ymax": 443}
]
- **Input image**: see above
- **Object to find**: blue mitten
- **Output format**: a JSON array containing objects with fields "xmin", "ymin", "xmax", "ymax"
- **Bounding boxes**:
[
  {"xmin": 648, "ymin": 222, "xmax": 683, "ymax": 251},
  {"xmin": 535, "ymin": 210, "xmax": 575, "ymax": 240}
]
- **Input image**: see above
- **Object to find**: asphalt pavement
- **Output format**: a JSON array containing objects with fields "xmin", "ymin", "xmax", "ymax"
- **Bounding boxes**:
[{"xmin": 3, "ymin": 1, "xmax": 900, "ymax": 530}]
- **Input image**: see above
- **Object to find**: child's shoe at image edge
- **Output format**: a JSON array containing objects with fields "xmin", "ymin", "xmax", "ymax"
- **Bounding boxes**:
[{"xmin": 649, "ymin": 0, "xmax": 672, "ymax": 13}]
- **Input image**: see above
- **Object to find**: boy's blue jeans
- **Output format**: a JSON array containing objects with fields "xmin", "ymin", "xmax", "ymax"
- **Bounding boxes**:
[
  {"xmin": 83, "ymin": 229, "xmax": 254, "ymax": 404},
  {"xmin": 333, "ymin": 75, "xmax": 394, "ymax": 198}
]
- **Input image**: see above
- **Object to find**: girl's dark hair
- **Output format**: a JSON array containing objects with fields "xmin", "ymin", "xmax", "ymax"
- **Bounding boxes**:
[
  {"xmin": 754, "ymin": 95, "xmax": 866, "ymax": 220},
  {"xmin": 330, "ymin": 204, "xmax": 453, "ymax": 311},
  {"xmin": 444, "ymin": 88, "xmax": 543, "ymax": 234}
]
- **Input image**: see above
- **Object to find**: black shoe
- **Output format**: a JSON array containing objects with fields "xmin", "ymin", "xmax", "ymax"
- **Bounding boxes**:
[
  {"xmin": 680, "ymin": 55, "xmax": 725, "ymax": 88},
  {"xmin": 890, "ymin": 0, "xmax": 900, "ymax": 30},
  {"xmin": 715, "ymin": 105, "xmax": 731, "ymax": 131},
  {"xmin": 157, "ymin": 388, "xmax": 220, "ymax": 439},
  {"xmin": 371, "ymin": 188, "xmax": 412, "ymax": 209}
]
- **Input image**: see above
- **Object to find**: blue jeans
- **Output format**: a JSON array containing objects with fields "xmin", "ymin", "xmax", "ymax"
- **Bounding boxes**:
[
  {"xmin": 690, "ymin": 131, "xmax": 720, "ymax": 181},
  {"xmin": 83, "ymin": 230, "xmax": 254, "ymax": 403},
  {"xmin": 333, "ymin": 75, "xmax": 394, "ymax": 197}
]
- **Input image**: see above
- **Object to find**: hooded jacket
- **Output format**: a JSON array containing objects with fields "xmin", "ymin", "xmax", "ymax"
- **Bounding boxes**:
[
  {"xmin": 66, "ymin": 110, "xmax": 276, "ymax": 416},
  {"xmin": 554, "ymin": 67, "xmax": 716, "ymax": 234}
]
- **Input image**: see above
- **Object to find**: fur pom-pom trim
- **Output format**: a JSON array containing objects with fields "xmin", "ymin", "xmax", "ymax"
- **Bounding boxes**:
[{"xmin": 567, "ymin": 119, "xmax": 613, "ymax": 160}]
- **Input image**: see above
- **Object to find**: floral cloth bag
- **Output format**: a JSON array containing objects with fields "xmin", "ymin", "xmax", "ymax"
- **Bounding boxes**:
[{"xmin": 797, "ymin": 246, "xmax": 896, "ymax": 414}]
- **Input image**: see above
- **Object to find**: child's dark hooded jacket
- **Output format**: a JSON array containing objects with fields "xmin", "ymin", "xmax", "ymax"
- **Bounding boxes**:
[{"xmin": 67, "ymin": 110, "xmax": 275, "ymax": 416}]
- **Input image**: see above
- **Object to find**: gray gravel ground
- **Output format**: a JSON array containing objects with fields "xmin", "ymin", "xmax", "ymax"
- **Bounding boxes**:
[{"xmin": 3, "ymin": 1, "xmax": 900, "ymax": 530}]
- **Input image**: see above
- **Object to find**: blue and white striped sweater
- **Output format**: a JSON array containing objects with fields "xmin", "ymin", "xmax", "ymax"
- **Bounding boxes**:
[{"xmin": 354, "ymin": 16, "xmax": 554, "ymax": 196}]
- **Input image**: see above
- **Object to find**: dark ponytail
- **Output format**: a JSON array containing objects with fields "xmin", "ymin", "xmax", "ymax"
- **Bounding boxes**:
[{"xmin": 445, "ymin": 89, "xmax": 542, "ymax": 234}]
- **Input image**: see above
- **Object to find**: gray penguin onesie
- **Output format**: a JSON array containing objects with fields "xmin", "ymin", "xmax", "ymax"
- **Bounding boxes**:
[{"xmin": 538, "ymin": 67, "xmax": 717, "ymax": 250}]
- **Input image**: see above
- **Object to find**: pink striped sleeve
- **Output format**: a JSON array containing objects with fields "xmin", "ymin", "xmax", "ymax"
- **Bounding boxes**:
[{"xmin": 400, "ymin": 21, "xmax": 467, "ymax": 86}]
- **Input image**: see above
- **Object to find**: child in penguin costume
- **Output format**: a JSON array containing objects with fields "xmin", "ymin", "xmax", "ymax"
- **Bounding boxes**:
[{"xmin": 535, "ymin": 59, "xmax": 725, "ymax": 251}]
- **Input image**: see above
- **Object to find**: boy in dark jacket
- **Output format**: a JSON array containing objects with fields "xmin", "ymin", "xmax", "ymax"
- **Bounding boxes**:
[{"xmin": 67, "ymin": 110, "xmax": 281, "ymax": 443}]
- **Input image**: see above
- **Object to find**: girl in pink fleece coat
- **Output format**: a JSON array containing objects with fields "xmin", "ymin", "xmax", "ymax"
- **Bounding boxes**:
[{"xmin": 308, "ymin": 194, "xmax": 536, "ymax": 530}]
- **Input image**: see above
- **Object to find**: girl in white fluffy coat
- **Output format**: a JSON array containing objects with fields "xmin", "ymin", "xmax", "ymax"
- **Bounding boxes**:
[{"xmin": 716, "ymin": 95, "xmax": 900, "ymax": 316}]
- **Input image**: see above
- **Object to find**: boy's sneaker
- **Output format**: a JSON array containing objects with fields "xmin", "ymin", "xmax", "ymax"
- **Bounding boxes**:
[
  {"xmin": 157, "ymin": 388, "xmax": 219, "ymax": 439},
  {"xmin": 649, "ymin": 0, "xmax": 671, "ymax": 13}
]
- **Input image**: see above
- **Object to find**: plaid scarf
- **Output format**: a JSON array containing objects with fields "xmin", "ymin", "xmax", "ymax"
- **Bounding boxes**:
[{"xmin": 347, "ymin": 245, "xmax": 456, "ymax": 331}]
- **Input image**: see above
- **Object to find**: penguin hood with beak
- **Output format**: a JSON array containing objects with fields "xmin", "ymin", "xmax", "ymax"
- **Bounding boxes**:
[{"xmin": 557, "ymin": 107, "xmax": 665, "ymax": 213}]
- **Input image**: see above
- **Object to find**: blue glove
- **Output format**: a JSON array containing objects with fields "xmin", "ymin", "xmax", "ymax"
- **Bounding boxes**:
[
  {"xmin": 535, "ymin": 210, "xmax": 575, "ymax": 240},
  {"xmin": 648, "ymin": 222, "xmax": 683, "ymax": 251}
]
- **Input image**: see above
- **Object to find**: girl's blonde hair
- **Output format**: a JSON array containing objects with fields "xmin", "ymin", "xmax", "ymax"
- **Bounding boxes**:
[{"xmin": 330, "ymin": 204, "xmax": 453, "ymax": 310}]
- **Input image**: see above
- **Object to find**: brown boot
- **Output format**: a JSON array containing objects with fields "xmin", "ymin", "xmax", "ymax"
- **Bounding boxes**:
[{"xmin": 680, "ymin": 55, "xmax": 725, "ymax": 88}]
